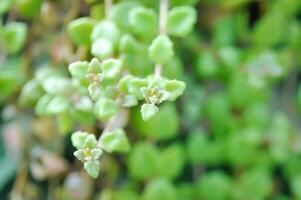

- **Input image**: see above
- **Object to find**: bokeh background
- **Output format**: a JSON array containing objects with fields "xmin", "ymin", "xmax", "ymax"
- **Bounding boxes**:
[{"xmin": 1, "ymin": 0, "xmax": 301, "ymax": 199}]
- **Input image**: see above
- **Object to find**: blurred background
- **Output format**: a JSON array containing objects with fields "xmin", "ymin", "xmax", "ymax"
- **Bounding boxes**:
[{"xmin": 1, "ymin": 0, "xmax": 301, "ymax": 199}]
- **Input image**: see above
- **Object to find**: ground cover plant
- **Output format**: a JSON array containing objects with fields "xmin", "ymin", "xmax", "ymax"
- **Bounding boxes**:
[{"xmin": 1, "ymin": 0, "xmax": 301, "ymax": 199}]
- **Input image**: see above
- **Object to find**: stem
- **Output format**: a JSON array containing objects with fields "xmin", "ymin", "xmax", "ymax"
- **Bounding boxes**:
[
  {"xmin": 154, "ymin": 63, "xmax": 162, "ymax": 77},
  {"xmin": 105, "ymin": 0, "xmax": 113, "ymax": 19},
  {"xmin": 159, "ymin": 0, "xmax": 169, "ymax": 35},
  {"xmin": 154, "ymin": 0, "xmax": 169, "ymax": 77}
]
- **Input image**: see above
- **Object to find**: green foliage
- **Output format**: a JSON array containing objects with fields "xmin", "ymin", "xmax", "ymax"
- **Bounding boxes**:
[{"xmin": 2, "ymin": 0, "xmax": 301, "ymax": 199}]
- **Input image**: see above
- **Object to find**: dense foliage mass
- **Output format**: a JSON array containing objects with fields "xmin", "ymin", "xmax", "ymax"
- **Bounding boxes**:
[{"xmin": 1, "ymin": 0, "xmax": 301, "ymax": 199}]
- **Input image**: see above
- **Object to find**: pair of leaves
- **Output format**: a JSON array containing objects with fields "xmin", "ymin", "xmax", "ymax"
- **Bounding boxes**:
[{"xmin": 69, "ymin": 58, "xmax": 123, "ymax": 82}]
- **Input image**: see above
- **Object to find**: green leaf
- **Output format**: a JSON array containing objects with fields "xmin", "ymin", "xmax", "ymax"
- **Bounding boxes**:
[
  {"xmin": 19, "ymin": 79, "xmax": 44, "ymax": 107},
  {"xmin": 46, "ymin": 95, "xmax": 69, "ymax": 114},
  {"xmin": 91, "ymin": 149, "xmax": 103, "ymax": 160},
  {"xmin": 57, "ymin": 111, "xmax": 73, "ymax": 135},
  {"xmin": 94, "ymin": 97, "xmax": 118, "ymax": 119},
  {"xmin": 91, "ymin": 38, "xmax": 114, "ymax": 59},
  {"xmin": 42, "ymin": 77, "xmax": 70, "ymax": 95},
  {"xmin": 67, "ymin": 17, "xmax": 95, "ymax": 46},
  {"xmin": 167, "ymin": 6, "xmax": 197, "ymax": 37},
  {"xmin": 196, "ymin": 51, "xmax": 219, "ymax": 78},
  {"xmin": 68, "ymin": 61, "xmax": 89, "ymax": 79},
  {"xmin": 129, "ymin": 142, "xmax": 159, "ymax": 180},
  {"xmin": 142, "ymin": 178, "xmax": 177, "ymax": 200},
  {"xmin": 129, "ymin": 7, "xmax": 158, "ymax": 38},
  {"xmin": 88, "ymin": 58, "xmax": 102, "ymax": 74},
  {"xmin": 119, "ymin": 75, "xmax": 148, "ymax": 100},
  {"xmin": 71, "ymin": 131, "xmax": 88, "ymax": 149},
  {"xmin": 195, "ymin": 171, "xmax": 231, "ymax": 200},
  {"xmin": 148, "ymin": 35, "xmax": 174, "ymax": 65},
  {"xmin": 91, "ymin": 20, "xmax": 121, "ymax": 46},
  {"xmin": 101, "ymin": 59, "xmax": 123, "ymax": 80},
  {"xmin": 0, "ymin": 58, "xmax": 24, "ymax": 100},
  {"xmin": 74, "ymin": 96, "xmax": 93, "ymax": 112},
  {"xmin": 131, "ymin": 103, "xmax": 179, "ymax": 141},
  {"xmin": 119, "ymin": 34, "xmax": 141, "ymax": 54},
  {"xmin": 122, "ymin": 95, "xmax": 138, "ymax": 107},
  {"xmin": 109, "ymin": 1, "xmax": 141, "ymax": 31},
  {"xmin": 35, "ymin": 94, "xmax": 53, "ymax": 116},
  {"xmin": 15, "ymin": 0, "xmax": 42, "ymax": 18},
  {"xmin": 84, "ymin": 134, "xmax": 97, "ymax": 149},
  {"xmin": 164, "ymin": 80, "xmax": 186, "ymax": 101},
  {"xmin": 74, "ymin": 149, "xmax": 85, "ymax": 162},
  {"xmin": 84, "ymin": 160, "xmax": 100, "ymax": 178},
  {"xmin": 157, "ymin": 143, "xmax": 185, "ymax": 180},
  {"xmin": 100, "ymin": 129, "xmax": 130, "ymax": 153},
  {"xmin": 140, "ymin": 103, "xmax": 158, "ymax": 121},
  {"xmin": 2, "ymin": 22, "xmax": 27, "ymax": 54}
]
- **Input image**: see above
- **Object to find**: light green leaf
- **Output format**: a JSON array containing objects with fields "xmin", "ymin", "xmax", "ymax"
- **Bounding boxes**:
[
  {"xmin": 84, "ymin": 134, "xmax": 98, "ymax": 149},
  {"xmin": 148, "ymin": 35, "xmax": 174, "ymax": 65},
  {"xmin": 91, "ymin": 38, "xmax": 114, "ymax": 59},
  {"xmin": 165, "ymin": 80, "xmax": 186, "ymax": 101},
  {"xmin": 67, "ymin": 17, "xmax": 95, "ymax": 46},
  {"xmin": 42, "ymin": 77, "xmax": 70, "ymax": 95},
  {"xmin": 141, "ymin": 103, "xmax": 159, "ymax": 121},
  {"xmin": 101, "ymin": 59, "xmax": 123, "ymax": 79},
  {"xmin": 19, "ymin": 79, "xmax": 44, "ymax": 106},
  {"xmin": 84, "ymin": 160, "xmax": 100, "ymax": 178},
  {"xmin": 46, "ymin": 95, "xmax": 69, "ymax": 114},
  {"xmin": 129, "ymin": 7, "xmax": 158, "ymax": 38},
  {"xmin": 167, "ymin": 6, "xmax": 197, "ymax": 37},
  {"xmin": 68, "ymin": 61, "xmax": 89, "ymax": 79},
  {"xmin": 71, "ymin": 131, "xmax": 88, "ymax": 149},
  {"xmin": 88, "ymin": 58, "xmax": 102, "ymax": 74},
  {"xmin": 35, "ymin": 94, "xmax": 53, "ymax": 116},
  {"xmin": 109, "ymin": 1, "xmax": 141, "ymax": 31},
  {"xmin": 100, "ymin": 129, "xmax": 130, "ymax": 153},
  {"xmin": 74, "ymin": 149, "xmax": 85, "ymax": 162},
  {"xmin": 91, "ymin": 20, "xmax": 121, "ymax": 46},
  {"xmin": 122, "ymin": 95, "xmax": 138, "ymax": 107},
  {"xmin": 94, "ymin": 97, "xmax": 118, "ymax": 119}
]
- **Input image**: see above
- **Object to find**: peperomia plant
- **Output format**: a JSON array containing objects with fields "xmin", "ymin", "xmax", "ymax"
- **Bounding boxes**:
[{"xmin": 18, "ymin": 0, "xmax": 194, "ymax": 178}]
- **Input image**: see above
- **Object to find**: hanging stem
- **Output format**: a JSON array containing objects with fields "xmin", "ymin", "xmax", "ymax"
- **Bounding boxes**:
[
  {"xmin": 154, "ymin": 0, "xmax": 169, "ymax": 77},
  {"xmin": 105, "ymin": 0, "xmax": 113, "ymax": 19}
]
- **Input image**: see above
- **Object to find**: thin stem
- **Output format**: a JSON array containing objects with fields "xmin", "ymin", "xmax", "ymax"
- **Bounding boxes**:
[
  {"xmin": 154, "ymin": 0, "xmax": 169, "ymax": 77},
  {"xmin": 159, "ymin": 0, "xmax": 169, "ymax": 35},
  {"xmin": 154, "ymin": 63, "xmax": 162, "ymax": 77},
  {"xmin": 105, "ymin": 0, "xmax": 113, "ymax": 19}
]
